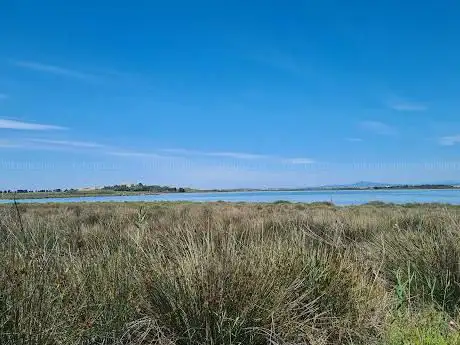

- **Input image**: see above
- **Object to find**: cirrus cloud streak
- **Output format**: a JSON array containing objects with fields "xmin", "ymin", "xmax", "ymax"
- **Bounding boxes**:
[{"xmin": 0, "ymin": 119, "xmax": 66, "ymax": 131}]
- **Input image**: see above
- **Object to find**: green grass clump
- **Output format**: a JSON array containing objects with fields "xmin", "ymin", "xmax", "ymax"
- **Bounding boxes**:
[
  {"xmin": 0, "ymin": 202, "xmax": 460, "ymax": 344},
  {"xmin": 385, "ymin": 309, "xmax": 460, "ymax": 345},
  {"xmin": 144, "ymin": 233, "xmax": 384, "ymax": 344},
  {"xmin": 371, "ymin": 211, "xmax": 460, "ymax": 313}
]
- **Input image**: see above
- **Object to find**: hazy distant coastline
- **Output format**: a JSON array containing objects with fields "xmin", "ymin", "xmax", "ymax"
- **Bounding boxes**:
[{"xmin": 2, "ymin": 182, "xmax": 460, "ymax": 200}]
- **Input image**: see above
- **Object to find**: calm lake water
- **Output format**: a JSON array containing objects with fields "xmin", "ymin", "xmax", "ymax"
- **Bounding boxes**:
[{"xmin": 2, "ymin": 189, "xmax": 460, "ymax": 205}]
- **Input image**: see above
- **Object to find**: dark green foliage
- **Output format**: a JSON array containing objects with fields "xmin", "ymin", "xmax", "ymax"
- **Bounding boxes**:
[{"xmin": 102, "ymin": 183, "xmax": 181, "ymax": 193}]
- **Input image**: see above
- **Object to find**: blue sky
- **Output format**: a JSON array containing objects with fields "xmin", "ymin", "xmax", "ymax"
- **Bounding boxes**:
[{"xmin": 1, "ymin": 0, "xmax": 460, "ymax": 189}]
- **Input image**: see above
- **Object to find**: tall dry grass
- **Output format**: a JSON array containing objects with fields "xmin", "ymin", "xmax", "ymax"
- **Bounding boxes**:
[{"xmin": 0, "ymin": 202, "xmax": 459, "ymax": 344}]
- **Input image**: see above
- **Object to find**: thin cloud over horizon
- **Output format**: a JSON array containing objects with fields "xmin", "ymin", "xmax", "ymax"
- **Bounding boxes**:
[
  {"xmin": 286, "ymin": 158, "xmax": 315, "ymax": 164},
  {"xmin": 439, "ymin": 135, "xmax": 460, "ymax": 146},
  {"xmin": 0, "ymin": 138, "xmax": 316, "ymax": 166},
  {"xmin": 29, "ymin": 139, "xmax": 106, "ymax": 148},
  {"xmin": 0, "ymin": 119, "xmax": 66, "ymax": 130},
  {"xmin": 160, "ymin": 148, "xmax": 271, "ymax": 160},
  {"xmin": 106, "ymin": 151, "xmax": 172, "ymax": 159},
  {"xmin": 359, "ymin": 121, "xmax": 396, "ymax": 135},
  {"xmin": 0, "ymin": 139, "xmax": 22, "ymax": 148},
  {"xmin": 161, "ymin": 148, "xmax": 314, "ymax": 164},
  {"xmin": 12, "ymin": 60, "xmax": 100, "ymax": 81},
  {"xmin": 387, "ymin": 98, "xmax": 427, "ymax": 112}
]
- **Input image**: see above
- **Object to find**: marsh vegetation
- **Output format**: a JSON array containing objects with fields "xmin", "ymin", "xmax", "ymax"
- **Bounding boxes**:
[{"xmin": 1, "ymin": 202, "xmax": 459, "ymax": 344}]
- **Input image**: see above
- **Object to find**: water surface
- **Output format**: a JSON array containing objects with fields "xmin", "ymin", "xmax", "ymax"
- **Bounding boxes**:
[{"xmin": 2, "ymin": 189, "xmax": 460, "ymax": 205}]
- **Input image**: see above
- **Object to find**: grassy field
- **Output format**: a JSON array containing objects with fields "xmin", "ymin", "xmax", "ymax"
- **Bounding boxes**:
[{"xmin": 1, "ymin": 201, "xmax": 459, "ymax": 344}]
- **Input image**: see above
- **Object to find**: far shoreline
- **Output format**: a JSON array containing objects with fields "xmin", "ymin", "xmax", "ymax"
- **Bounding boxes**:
[
  {"xmin": 0, "ymin": 190, "xmax": 162, "ymax": 200},
  {"xmin": 2, "ymin": 185, "xmax": 460, "ymax": 201}
]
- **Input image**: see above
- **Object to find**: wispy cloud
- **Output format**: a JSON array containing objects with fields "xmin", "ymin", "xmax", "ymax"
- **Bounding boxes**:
[
  {"xmin": 0, "ymin": 140, "xmax": 21, "ymax": 148},
  {"xmin": 386, "ymin": 96, "xmax": 427, "ymax": 112},
  {"xmin": 0, "ymin": 137, "xmax": 108, "ymax": 153},
  {"xmin": 439, "ymin": 135, "xmax": 460, "ymax": 146},
  {"xmin": 1, "ymin": 137, "xmax": 315, "ymax": 166},
  {"xmin": 346, "ymin": 137, "xmax": 363, "ymax": 142},
  {"xmin": 29, "ymin": 139, "xmax": 105, "ymax": 148},
  {"xmin": 205, "ymin": 152, "xmax": 269, "ymax": 159},
  {"xmin": 389, "ymin": 101, "xmax": 427, "ymax": 112},
  {"xmin": 161, "ymin": 148, "xmax": 315, "ymax": 165},
  {"xmin": 285, "ymin": 158, "xmax": 315, "ymax": 164},
  {"xmin": 0, "ymin": 93, "xmax": 8, "ymax": 100},
  {"xmin": 28, "ymin": 140, "xmax": 168, "ymax": 158},
  {"xmin": 0, "ymin": 119, "xmax": 66, "ymax": 130},
  {"xmin": 12, "ymin": 60, "xmax": 99, "ymax": 81},
  {"xmin": 359, "ymin": 121, "xmax": 396, "ymax": 135},
  {"xmin": 161, "ymin": 148, "xmax": 270, "ymax": 160},
  {"xmin": 106, "ymin": 151, "xmax": 171, "ymax": 159}
]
